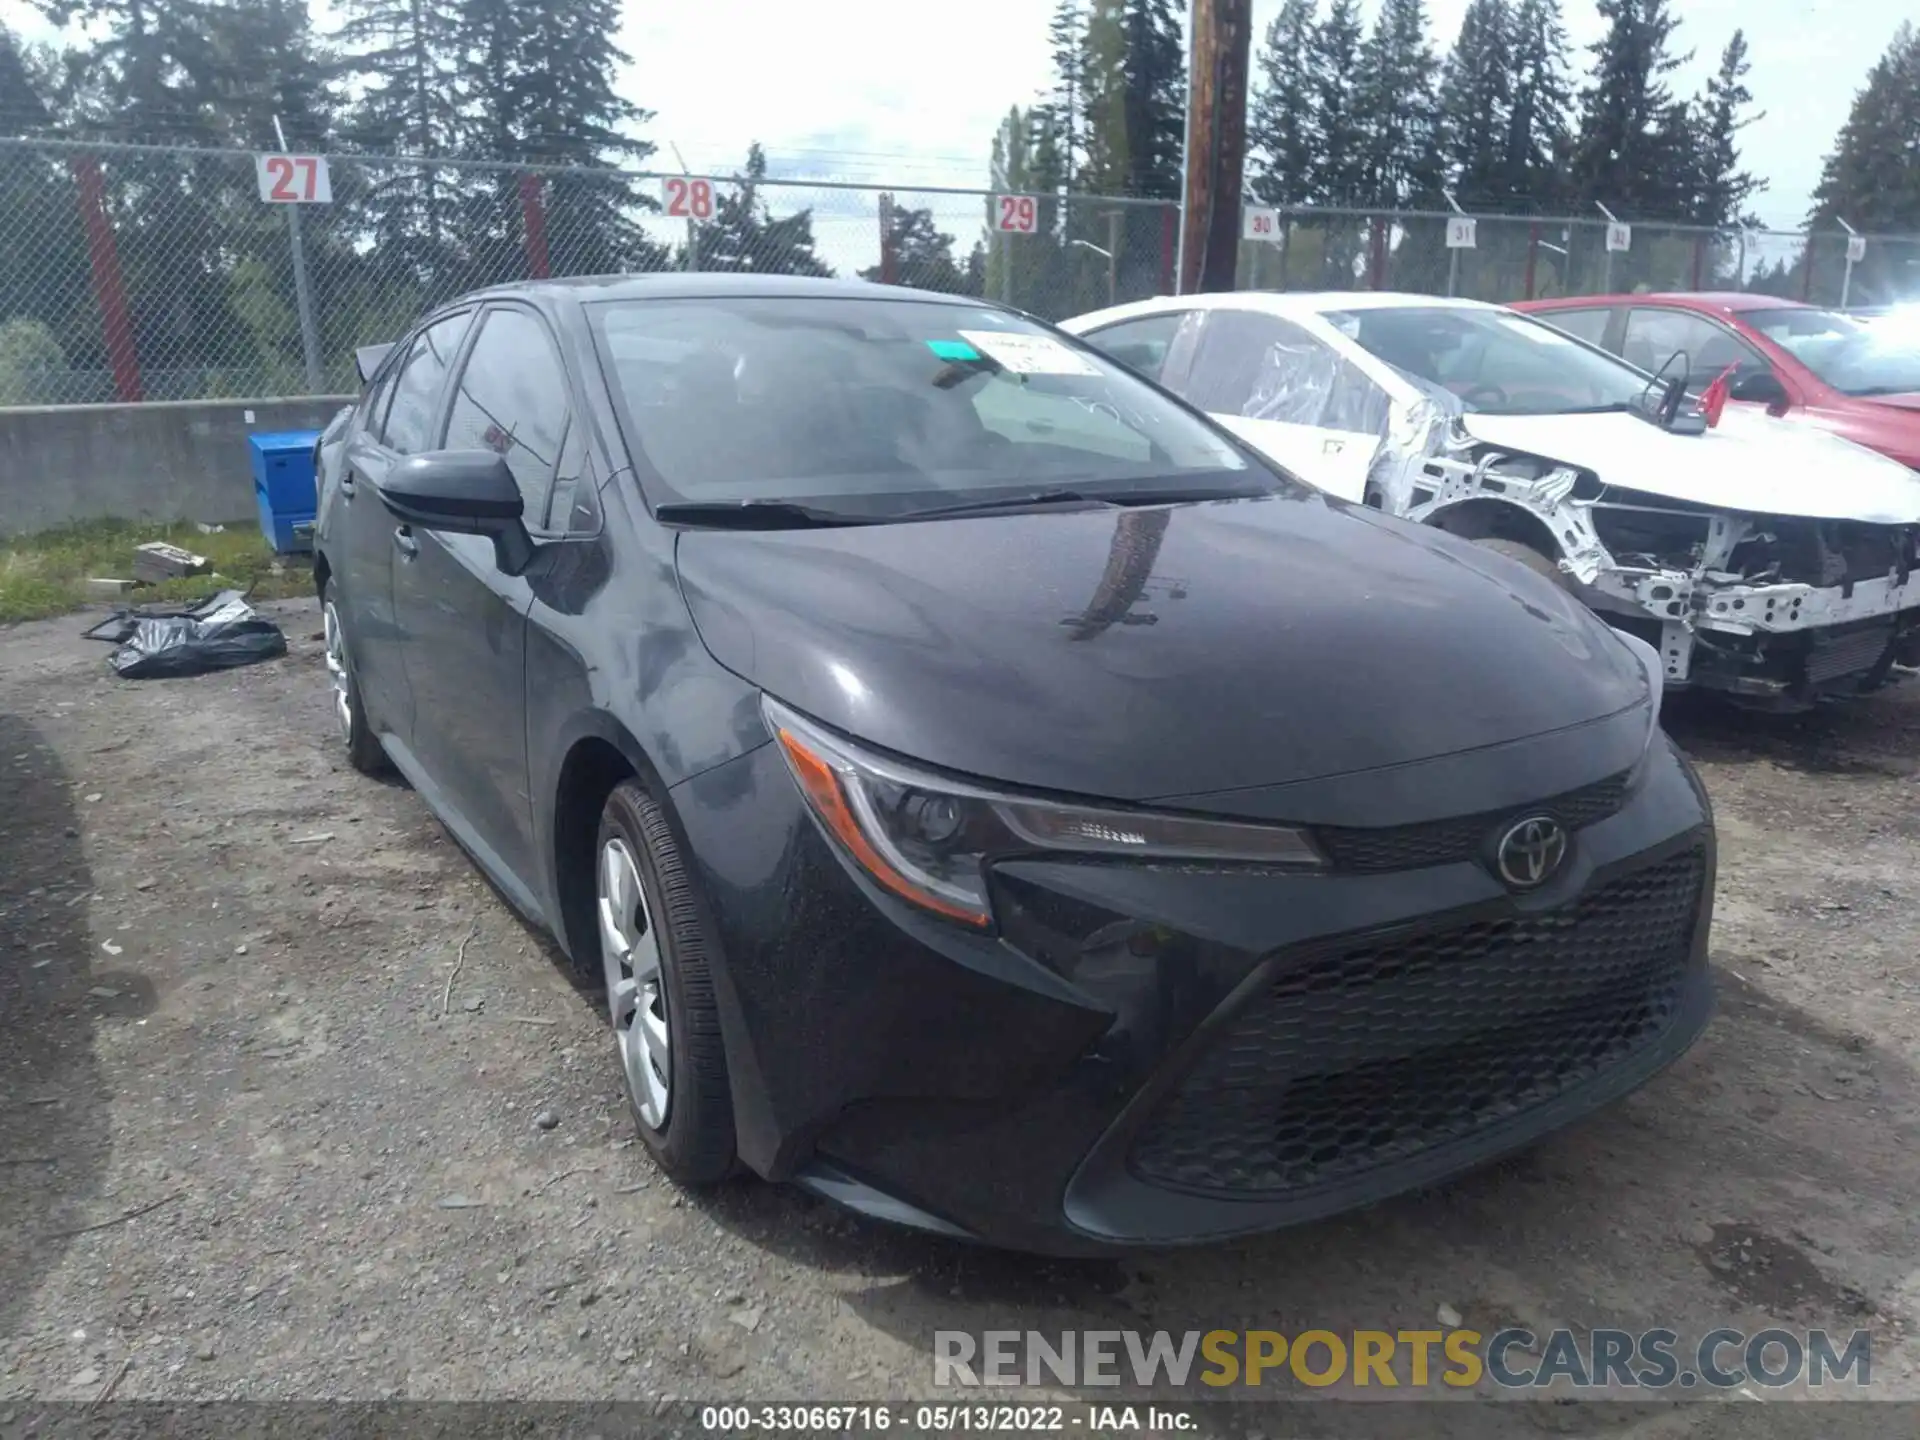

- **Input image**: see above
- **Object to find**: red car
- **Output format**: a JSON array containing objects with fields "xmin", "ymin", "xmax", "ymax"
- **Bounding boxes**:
[{"xmin": 1514, "ymin": 292, "xmax": 1920, "ymax": 470}]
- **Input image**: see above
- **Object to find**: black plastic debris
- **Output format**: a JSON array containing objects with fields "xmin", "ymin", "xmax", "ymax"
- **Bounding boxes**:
[{"xmin": 84, "ymin": 590, "xmax": 288, "ymax": 679}]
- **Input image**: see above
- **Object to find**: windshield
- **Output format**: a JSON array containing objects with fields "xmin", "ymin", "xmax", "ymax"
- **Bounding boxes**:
[
  {"xmin": 587, "ymin": 296, "xmax": 1281, "ymax": 518},
  {"xmin": 1325, "ymin": 305, "xmax": 1653, "ymax": 415},
  {"xmin": 1743, "ymin": 308, "xmax": 1920, "ymax": 397}
]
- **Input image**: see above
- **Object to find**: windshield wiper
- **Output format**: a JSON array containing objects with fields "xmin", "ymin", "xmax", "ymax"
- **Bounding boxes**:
[
  {"xmin": 653, "ymin": 499, "xmax": 879, "ymax": 529},
  {"xmin": 902, "ymin": 483, "xmax": 1272, "ymax": 521}
]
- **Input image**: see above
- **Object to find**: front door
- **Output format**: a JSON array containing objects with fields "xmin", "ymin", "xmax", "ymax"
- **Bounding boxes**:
[
  {"xmin": 389, "ymin": 304, "xmax": 577, "ymax": 902},
  {"xmin": 333, "ymin": 309, "xmax": 472, "ymax": 737}
]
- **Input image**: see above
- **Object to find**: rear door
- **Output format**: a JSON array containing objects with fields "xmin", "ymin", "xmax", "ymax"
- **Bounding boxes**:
[
  {"xmin": 330, "ymin": 309, "xmax": 473, "ymax": 738},
  {"xmin": 389, "ymin": 303, "xmax": 580, "ymax": 902},
  {"xmin": 1620, "ymin": 306, "xmax": 1770, "ymax": 396},
  {"xmin": 1178, "ymin": 310, "xmax": 1390, "ymax": 501}
]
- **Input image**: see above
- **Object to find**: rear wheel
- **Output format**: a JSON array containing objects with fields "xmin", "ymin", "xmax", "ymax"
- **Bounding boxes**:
[
  {"xmin": 321, "ymin": 581, "xmax": 390, "ymax": 776},
  {"xmin": 1472, "ymin": 536, "xmax": 1570, "ymax": 591},
  {"xmin": 595, "ymin": 780, "xmax": 736, "ymax": 1184}
]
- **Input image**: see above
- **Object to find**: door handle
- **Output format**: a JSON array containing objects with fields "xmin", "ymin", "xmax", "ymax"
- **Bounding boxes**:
[{"xmin": 394, "ymin": 525, "xmax": 418, "ymax": 558}]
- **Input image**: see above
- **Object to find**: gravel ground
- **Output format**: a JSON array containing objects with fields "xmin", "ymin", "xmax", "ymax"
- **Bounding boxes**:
[{"xmin": 4, "ymin": 596, "xmax": 1919, "ymax": 1432}]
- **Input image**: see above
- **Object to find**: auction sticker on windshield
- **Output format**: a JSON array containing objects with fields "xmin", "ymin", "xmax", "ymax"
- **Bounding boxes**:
[{"xmin": 959, "ymin": 330, "xmax": 1101, "ymax": 376}]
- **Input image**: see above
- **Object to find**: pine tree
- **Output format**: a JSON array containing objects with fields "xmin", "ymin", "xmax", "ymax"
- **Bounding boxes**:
[
  {"xmin": 459, "ymin": 0, "xmax": 661, "ymax": 277},
  {"xmin": 863, "ymin": 199, "xmax": 967, "ymax": 292},
  {"xmin": 1305, "ymin": 0, "xmax": 1368, "ymax": 205},
  {"xmin": 334, "ymin": 0, "xmax": 467, "ymax": 271},
  {"xmin": 689, "ymin": 143, "xmax": 831, "ymax": 277},
  {"xmin": 1688, "ymin": 30, "xmax": 1765, "ymax": 229},
  {"xmin": 1079, "ymin": 0, "xmax": 1186, "ymax": 199},
  {"xmin": 1248, "ymin": 0, "xmax": 1318, "ymax": 207},
  {"xmin": 1500, "ymin": 0, "xmax": 1573, "ymax": 208},
  {"xmin": 1567, "ymin": 0, "xmax": 1693, "ymax": 216},
  {"xmin": 1436, "ymin": 0, "xmax": 1512, "ymax": 205},
  {"xmin": 1354, "ymin": 0, "xmax": 1444, "ymax": 207},
  {"xmin": 1037, "ymin": 0, "xmax": 1086, "ymax": 182},
  {"xmin": 199, "ymin": 0, "xmax": 335, "ymax": 149},
  {"xmin": 1809, "ymin": 22, "xmax": 1920, "ymax": 232},
  {"xmin": 31, "ymin": 0, "xmax": 223, "ymax": 142},
  {"xmin": 0, "ymin": 22, "xmax": 53, "ymax": 133}
]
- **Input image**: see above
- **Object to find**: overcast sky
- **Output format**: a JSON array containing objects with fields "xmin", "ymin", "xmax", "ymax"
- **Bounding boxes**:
[{"xmin": 2, "ymin": 0, "xmax": 1905, "ymax": 240}]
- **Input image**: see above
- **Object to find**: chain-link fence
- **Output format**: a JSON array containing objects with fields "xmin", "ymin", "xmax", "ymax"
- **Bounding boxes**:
[{"xmin": 3, "ymin": 136, "xmax": 1917, "ymax": 407}]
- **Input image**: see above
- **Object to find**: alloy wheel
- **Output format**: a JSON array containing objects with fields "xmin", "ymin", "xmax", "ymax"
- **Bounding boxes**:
[
  {"xmin": 322, "ymin": 600, "xmax": 353, "ymax": 744},
  {"xmin": 597, "ymin": 836, "xmax": 671, "ymax": 1129}
]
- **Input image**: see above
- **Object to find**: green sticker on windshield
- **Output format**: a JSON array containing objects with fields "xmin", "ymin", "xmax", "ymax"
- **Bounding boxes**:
[{"xmin": 927, "ymin": 339, "xmax": 982, "ymax": 362}]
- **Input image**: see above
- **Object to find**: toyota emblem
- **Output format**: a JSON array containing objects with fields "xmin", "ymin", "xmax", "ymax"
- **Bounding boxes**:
[{"xmin": 1495, "ymin": 815, "xmax": 1569, "ymax": 890}]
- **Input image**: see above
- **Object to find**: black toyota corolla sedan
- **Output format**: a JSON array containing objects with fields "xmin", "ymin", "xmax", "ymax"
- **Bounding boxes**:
[{"xmin": 314, "ymin": 274, "xmax": 1715, "ymax": 1254}]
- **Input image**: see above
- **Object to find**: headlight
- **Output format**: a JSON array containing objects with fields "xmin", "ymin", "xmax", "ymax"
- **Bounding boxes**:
[{"xmin": 764, "ymin": 697, "xmax": 1324, "ymax": 928}]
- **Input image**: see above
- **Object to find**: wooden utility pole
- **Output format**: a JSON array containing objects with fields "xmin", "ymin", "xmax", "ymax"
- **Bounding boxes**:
[{"xmin": 1178, "ymin": 0, "xmax": 1253, "ymax": 294}]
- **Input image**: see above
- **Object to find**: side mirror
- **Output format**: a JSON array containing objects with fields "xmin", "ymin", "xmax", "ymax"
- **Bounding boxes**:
[
  {"xmin": 1728, "ymin": 368, "xmax": 1790, "ymax": 415},
  {"xmin": 375, "ymin": 451, "xmax": 535, "ymax": 575}
]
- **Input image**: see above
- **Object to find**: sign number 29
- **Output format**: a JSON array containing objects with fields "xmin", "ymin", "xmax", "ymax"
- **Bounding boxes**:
[
  {"xmin": 995, "ymin": 195, "xmax": 1039, "ymax": 234},
  {"xmin": 255, "ymin": 153, "xmax": 331, "ymax": 203},
  {"xmin": 663, "ymin": 177, "xmax": 716, "ymax": 220}
]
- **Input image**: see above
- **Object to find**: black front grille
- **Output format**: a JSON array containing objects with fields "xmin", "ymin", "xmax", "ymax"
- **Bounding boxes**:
[
  {"xmin": 1128, "ymin": 848, "xmax": 1706, "ymax": 1198},
  {"xmin": 1314, "ymin": 771, "xmax": 1631, "ymax": 874}
]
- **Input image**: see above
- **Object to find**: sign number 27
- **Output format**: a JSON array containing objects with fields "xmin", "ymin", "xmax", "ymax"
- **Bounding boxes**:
[{"xmin": 255, "ymin": 153, "xmax": 331, "ymax": 203}]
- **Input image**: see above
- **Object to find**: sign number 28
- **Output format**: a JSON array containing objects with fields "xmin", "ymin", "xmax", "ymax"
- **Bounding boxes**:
[
  {"xmin": 663, "ymin": 177, "xmax": 716, "ymax": 220},
  {"xmin": 996, "ymin": 195, "xmax": 1039, "ymax": 234}
]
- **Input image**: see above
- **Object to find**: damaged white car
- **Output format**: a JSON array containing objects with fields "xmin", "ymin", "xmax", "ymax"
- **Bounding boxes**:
[{"xmin": 1063, "ymin": 292, "xmax": 1920, "ymax": 709}]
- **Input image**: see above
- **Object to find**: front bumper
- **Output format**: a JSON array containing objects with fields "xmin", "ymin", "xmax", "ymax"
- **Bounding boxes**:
[
  {"xmin": 669, "ymin": 730, "xmax": 1715, "ymax": 1254},
  {"xmin": 1591, "ymin": 563, "xmax": 1920, "ymax": 702}
]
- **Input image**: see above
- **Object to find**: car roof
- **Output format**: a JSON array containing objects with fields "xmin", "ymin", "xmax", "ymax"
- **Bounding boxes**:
[
  {"xmin": 1068, "ymin": 291, "xmax": 1509, "ymax": 329},
  {"xmin": 455, "ymin": 272, "xmax": 984, "ymax": 309},
  {"xmin": 1522, "ymin": 292, "xmax": 1812, "ymax": 316}
]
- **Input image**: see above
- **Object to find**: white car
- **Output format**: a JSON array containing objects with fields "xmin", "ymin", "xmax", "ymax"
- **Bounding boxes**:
[{"xmin": 1062, "ymin": 291, "xmax": 1920, "ymax": 709}]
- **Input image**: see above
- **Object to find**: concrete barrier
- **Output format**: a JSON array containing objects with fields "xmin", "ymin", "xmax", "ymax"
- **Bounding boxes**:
[{"xmin": 0, "ymin": 396, "xmax": 353, "ymax": 538}]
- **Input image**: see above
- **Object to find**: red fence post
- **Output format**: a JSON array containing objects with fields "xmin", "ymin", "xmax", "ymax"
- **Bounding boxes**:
[
  {"xmin": 519, "ymin": 174, "xmax": 551, "ymax": 280},
  {"xmin": 1523, "ymin": 222, "xmax": 1540, "ymax": 300},
  {"xmin": 1367, "ymin": 216, "xmax": 1387, "ymax": 289},
  {"xmin": 69, "ymin": 155, "xmax": 141, "ymax": 403},
  {"xmin": 1159, "ymin": 206, "xmax": 1176, "ymax": 295}
]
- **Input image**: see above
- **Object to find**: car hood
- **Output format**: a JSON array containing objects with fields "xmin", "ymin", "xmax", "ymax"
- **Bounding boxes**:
[
  {"xmin": 1860, "ymin": 391, "xmax": 1920, "ymax": 416},
  {"xmin": 675, "ymin": 494, "xmax": 1648, "ymax": 807},
  {"xmin": 1459, "ymin": 408, "xmax": 1920, "ymax": 523}
]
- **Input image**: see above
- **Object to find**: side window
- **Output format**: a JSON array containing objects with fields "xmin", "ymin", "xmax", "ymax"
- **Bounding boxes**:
[
  {"xmin": 1185, "ymin": 311, "xmax": 1383, "ymax": 432},
  {"xmin": 442, "ymin": 307, "xmax": 572, "ymax": 526},
  {"xmin": 1082, "ymin": 314, "xmax": 1184, "ymax": 381},
  {"xmin": 1536, "ymin": 307, "xmax": 1612, "ymax": 346},
  {"xmin": 1622, "ymin": 309, "xmax": 1761, "ymax": 386},
  {"xmin": 358, "ymin": 361, "xmax": 401, "ymax": 444},
  {"xmin": 381, "ymin": 312, "xmax": 471, "ymax": 455}
]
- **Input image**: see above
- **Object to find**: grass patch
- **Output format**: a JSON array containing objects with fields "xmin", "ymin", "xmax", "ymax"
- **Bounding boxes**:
[{"xmin": 0, "ymin": 519, "xmax": 313, "ymax": 624}]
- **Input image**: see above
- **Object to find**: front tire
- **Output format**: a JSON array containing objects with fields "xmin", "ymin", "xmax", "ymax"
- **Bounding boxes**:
[
  {"xmin": 322, "ymin": 581, "xmax": 390, "ymax": 776},
  {"xmin": 595, "ymin": 780, "xmax": 736, "ymax": 1184}
]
